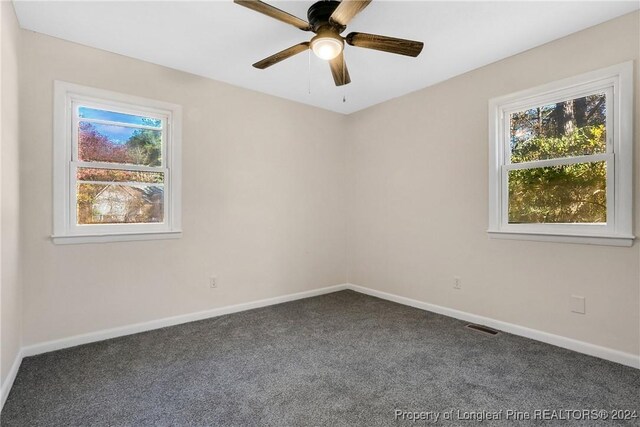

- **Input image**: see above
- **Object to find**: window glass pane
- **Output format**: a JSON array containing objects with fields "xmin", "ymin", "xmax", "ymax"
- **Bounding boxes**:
[
  {"xmin": 510, "ymin": 93, "xmax": 606, "ymax": 163},
  {"xmin": 78, "ymin": 106, "xmax": 162, "ymax": 128},
  {"xmin": 77, "ymin": 183, "xmax": 164, "ymax": 224},
  {"xmin": 508, "ymin": 161, "xmax": 606, "ymax": 224},
  {"xmin": 78, "ymin": 121, "xmax": 162, "ymax": 166},
  {"xmin": 77, "ymin": 168, "xmax": 164, "ymax": 184}
]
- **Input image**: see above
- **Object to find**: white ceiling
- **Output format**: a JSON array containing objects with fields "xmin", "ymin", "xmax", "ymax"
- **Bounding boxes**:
[{"xmin": 13, "ymin": 1, "xmax": 639, "ymax": 114}]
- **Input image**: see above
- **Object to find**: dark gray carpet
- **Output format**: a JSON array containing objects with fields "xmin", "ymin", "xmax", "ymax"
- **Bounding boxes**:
[{"xmin": 1, "ymin": 290, "xmax": 639, "ymax": 426}]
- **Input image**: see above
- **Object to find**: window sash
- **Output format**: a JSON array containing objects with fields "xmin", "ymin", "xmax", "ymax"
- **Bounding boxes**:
[
  {"xmin": 495, "ymin": 82, "xmax": 616, "ymax": 235},
  {"xmin": 499, "ymin": 156, "xmax": 614, "ymax": 235},
  {"xmin": 72, "ymin": 161, "xmax": 164, "ymax": 174},
  {"xmin": 70, "ymin": 100, "xmax": 170, "ymax": 231},
  {"xmin": 72, "ymin": 100, "xmax": 167, "ymax": 168},
  {"xmin": 502, "ymin": 86, "xmax": 614, "ymax": 166},
  {"xmin": 503, "ymin": 153, "xmax": 610, "ymax": 171},
  {"xmin": 70, "ymin": 162, "xmax": 170, "ymax": 231}
]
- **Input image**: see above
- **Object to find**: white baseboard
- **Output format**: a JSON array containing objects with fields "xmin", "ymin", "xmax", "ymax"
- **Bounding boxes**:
[
  {"xmin": 22, "ymin": 284, "xmax": 348, "ymax": 358},
  {"xmin": 1, "ymin": 350, "xmax": 23, "ymax": 411},
  {"xmin": 23, "ymin": 282, "xmax": 637, "ymax": 368},
  {"xmin": 347, "ymin": 284, "xmax": 640, "ymax": 369},
  {"xmin": 5, "ymin": 281, "xmax": 637, "ymax": 412}
]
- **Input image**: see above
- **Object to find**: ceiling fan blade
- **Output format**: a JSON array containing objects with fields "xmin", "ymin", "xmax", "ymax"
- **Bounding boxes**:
[
  {"xmin": 329, "ymin": 0, "xmax": 372, "ymax": 27},
  {"xmin": 346, "ymin": 32, "xmax": 424, "ymax": 57},
  {"xmin": 328, "ymin": 51, "xmax": 351, "ymax": 86},
  {"xmin": 234, "ymin": 0, "xmax": 311, "ymax": 31},
  {"xmin": 253, "ymin": 42, "xmax": 310, "ymax": 69}
]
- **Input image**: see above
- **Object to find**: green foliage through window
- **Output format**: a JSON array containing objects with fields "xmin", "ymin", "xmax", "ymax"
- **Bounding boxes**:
[
  {"xmin": 507, "ymin": 94, "xmax": 607, "ymax": 224},
  {"xmin": 509, "ymin": 161, "xmax": 606, "ymax": 224}
]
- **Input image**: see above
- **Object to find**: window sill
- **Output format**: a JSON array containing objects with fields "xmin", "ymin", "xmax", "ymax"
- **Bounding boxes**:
[
  {"xmin": 51, "ymin": 231, "xmax": 182, "ymax": 245},
  {"xmin": 487, "ymin": 230, "xmax": 635, "ymax": 247}
]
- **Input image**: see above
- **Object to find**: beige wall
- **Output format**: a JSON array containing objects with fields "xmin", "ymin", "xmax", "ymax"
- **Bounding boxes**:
[
  {"xmin": 1, "ymin": 0, "xmax": 22, "ymax": 385},
  {"xmin": 12, "ymin": 9, "xmax": 640, "ymax": 360},
  {"xmin": 19, "ymin": 31, "xmax": 348, "ymax": 346},
  {"xmin": 346, "ymin": 12, "xmax": 640, "ymax": 356}
]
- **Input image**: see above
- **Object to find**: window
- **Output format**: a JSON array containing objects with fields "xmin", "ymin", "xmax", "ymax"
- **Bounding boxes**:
[
  {"xmin": 488, "ymin": 62, "xmax": 633, "ymax": 246},
  {"xmin": 53, "ymin": 81, "xmax": 182, "ymax": 244}
]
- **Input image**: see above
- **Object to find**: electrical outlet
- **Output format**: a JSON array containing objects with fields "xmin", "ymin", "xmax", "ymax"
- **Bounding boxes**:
[
  {"xmin": 570, "ymin": 295, "xmax": 585, "ymax": 314},
  {"xmin": 453, "ymin": 276, "xmax": 461, "ymax": 290},
  {"xmin": 209, "ymin": 277, "xmax": 217, "ymax": 289}
]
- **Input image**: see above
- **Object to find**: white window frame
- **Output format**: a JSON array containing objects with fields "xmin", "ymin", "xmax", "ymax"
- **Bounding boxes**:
[
  {"xmin": 53, "ymin": 81, "xmax": 182, "ymax": 244},
  {"xmin": 488, "ymin": 62, "xmax": 634, "ymax": 247}
]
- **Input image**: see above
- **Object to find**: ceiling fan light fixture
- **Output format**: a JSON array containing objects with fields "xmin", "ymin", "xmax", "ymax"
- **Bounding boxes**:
[
  {"xmin": 235, "ymin": 0, "xmax": 424, "ymax": 86},
  {"xmin": 311, "ymin": 34, "xmax": 343, "ymax": 60}
]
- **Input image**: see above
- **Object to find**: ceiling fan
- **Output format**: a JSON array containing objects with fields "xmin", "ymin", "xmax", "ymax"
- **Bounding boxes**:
[{"xmin": 234, "ymin": 0, "xmax": 424, "ymax": 86}]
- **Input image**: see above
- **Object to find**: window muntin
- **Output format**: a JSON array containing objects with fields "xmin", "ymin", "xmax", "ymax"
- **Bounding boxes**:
[
  {"xmin": 488, "ymin": 62, "xmax": 633, "ymax": 246},
  {"xmin": 53, "ymin": 81, "xmax": 182, "ymax": 243}
]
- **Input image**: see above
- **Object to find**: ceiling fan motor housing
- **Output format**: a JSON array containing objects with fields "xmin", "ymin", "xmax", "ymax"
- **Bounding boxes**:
[
  {"xmin": 307, "ymin": 0, "xmax": 346, "ymax": 33},
  {"xmin": 234, "ymin": 0, "xmax": 424, "ymax": 86}
]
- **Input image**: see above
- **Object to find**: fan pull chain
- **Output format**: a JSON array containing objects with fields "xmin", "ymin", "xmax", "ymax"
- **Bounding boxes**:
[
  {"xmin": 308, "ymin": 49, "xmax": 312, "ymax": 95},
  {"xmin": 342, "ymin": 55, "xmax": 346, "ymax": 103}
]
